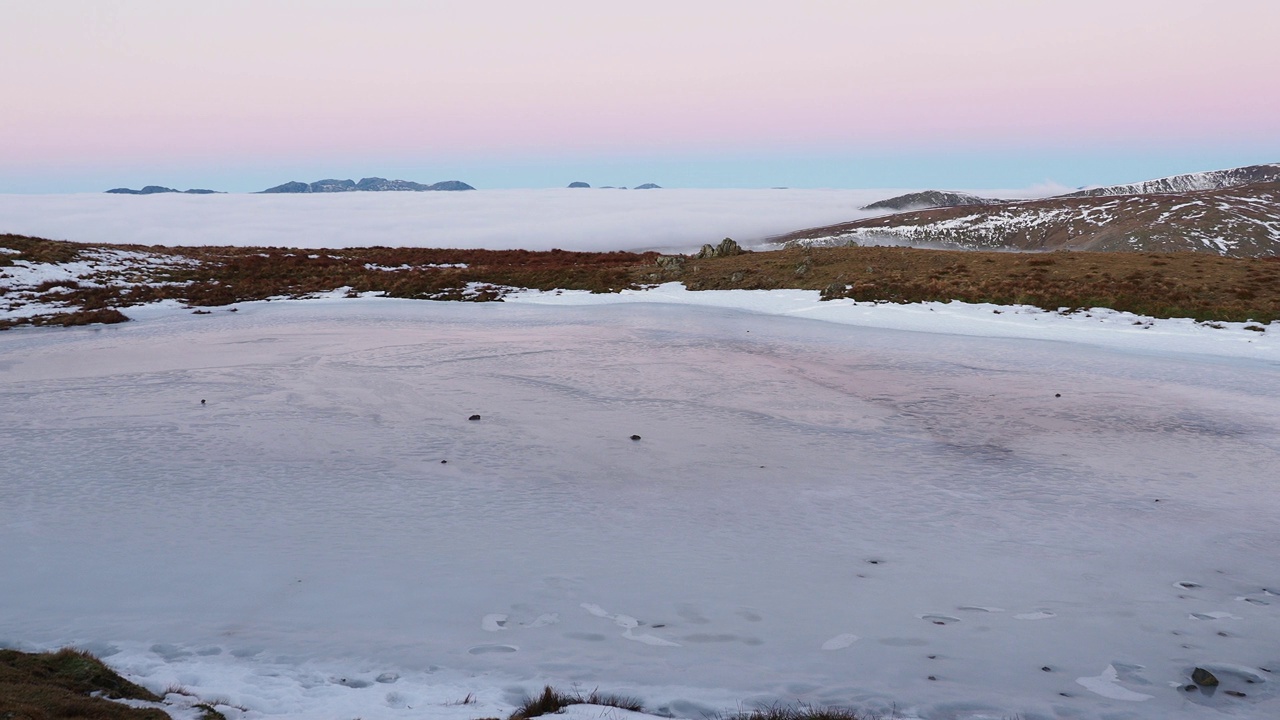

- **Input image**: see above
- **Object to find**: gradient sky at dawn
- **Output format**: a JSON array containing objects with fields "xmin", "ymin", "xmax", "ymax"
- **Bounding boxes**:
[{"xmin": 2, "ymin": 0, "xmax": 1277, "ymax": 192}]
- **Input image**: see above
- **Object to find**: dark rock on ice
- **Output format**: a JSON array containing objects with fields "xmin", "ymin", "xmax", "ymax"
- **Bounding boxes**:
[
  {"xmin": 1192, "ymin": 667, "xmax": 1219, "ymax": 686},
  {"xmin": 630, "ymin": 435, "xmax": 642, "ymax": 441},
  {"xmin": 469, "ymin": 414, "xmax": 481, "ymax": 421}
]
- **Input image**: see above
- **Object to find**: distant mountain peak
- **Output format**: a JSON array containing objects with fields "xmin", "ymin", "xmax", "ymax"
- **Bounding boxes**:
[
  {"xmin": 105, "ymin": 186, "xmax": 222, "ymax": 195},
  {"xmin": 259, "ymin": 178, "xmax": 475, "ymax": 193},
  {"xmin": 861, "ymin": 190, "xmax": 995, "ymax": 212}
]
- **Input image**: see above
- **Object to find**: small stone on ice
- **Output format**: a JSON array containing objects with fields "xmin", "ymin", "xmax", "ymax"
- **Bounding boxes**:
[
  {"xmin": 630, "ymin": 435, "xmax": 642, "ymax": 441},
  {"xmin": 469, "ymin": 414, "xmax": 481, "ymax": 421},
  {"xmin": 1192, "ymin": 667, "xmax": 1219, "ymax": 686}
]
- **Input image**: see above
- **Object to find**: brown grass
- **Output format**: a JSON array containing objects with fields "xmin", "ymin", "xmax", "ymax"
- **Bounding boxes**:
[
  {"xmin": 3, "ymin": 235, "xmax": 1279, "ymax": 328},
  {"xmin": 660, "ymin": 246, "xmax": 1280, "ymax": 323},
  {"xmin": 0, "ymin": 648, "xmax": 167, "ymax": 720}
]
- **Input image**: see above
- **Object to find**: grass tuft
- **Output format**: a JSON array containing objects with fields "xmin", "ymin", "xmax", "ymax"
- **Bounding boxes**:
[
  {"xmin": 508, "ymin": 685, "xmax": 645, "ymax": 720},
  {"xmin": 0, "ymin": 647, "xmax": 168, "ymax": 719}
]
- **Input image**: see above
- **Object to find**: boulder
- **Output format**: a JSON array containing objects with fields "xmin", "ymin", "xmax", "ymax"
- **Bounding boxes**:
[{"xmin": 695, "ymin": 238, "xmax": 743, "ymax": 259}]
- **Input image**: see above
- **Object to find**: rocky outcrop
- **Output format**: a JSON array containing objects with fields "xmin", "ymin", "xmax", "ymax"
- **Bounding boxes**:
[
  {"xmin": 861, "ymin": 190, "xmax": 995, "ymax": 212},
  {"xmin": 695, "ymin": 238, "xmax": 744, "ymax": 259},
  {"xmin": 568, "ymin": 182, "xmax": 591, "ymax": 188},
  {"xmin": 634, "ymin": 183, "xmax": 662, "ymax": 190}
]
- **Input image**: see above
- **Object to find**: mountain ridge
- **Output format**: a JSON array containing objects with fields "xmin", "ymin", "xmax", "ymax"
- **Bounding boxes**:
[
  {"xmin": 106, "ymin": 186, "xmax": 222, "ymax": 195},
  {"xmin": 775, "ymin": 164, "xmax": 1280, "ymax": 257},
  {"xmin": 259, "ymin": 177, "xmax": 475, "ymax": 193}
]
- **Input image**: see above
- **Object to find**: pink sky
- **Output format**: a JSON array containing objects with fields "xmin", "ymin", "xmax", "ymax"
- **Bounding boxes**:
[{"xmin": 2, "ymin": 1, "xmax": 1277, "ymax": 190}]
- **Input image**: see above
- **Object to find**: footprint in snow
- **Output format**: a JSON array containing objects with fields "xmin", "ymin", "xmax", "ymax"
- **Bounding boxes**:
[
  {"xmin": 581, "ymin": 603, "xmax": 681, "ymax": 647},
  {"xmin": 468, "ymin": 644, "xmax": 518, "ymax": 655},
  {"xmin": 676, "ymin": 603, "xmax": 711, "ymax": 625},
  {"xmin": 821, "ymin": 634, "xmax": 860, "ymax": 650},
  {"xmin": 917, "ymin": 614, "xmax": 961, "ymax": 626},
  {"xmin": 1014, "ymin": 611, "xmax": 1056, "ymax": 621},
  {"xmin": 523, "ymin": 613, "xmax": 560, "ymax": 627},
  {"xmin": 1189, "ymin": 611, "xmax": 1241, "ymax": 620},
  {"xmin": 1076, "ymin": 664, "xmax": 1153, "ymax": 702}
]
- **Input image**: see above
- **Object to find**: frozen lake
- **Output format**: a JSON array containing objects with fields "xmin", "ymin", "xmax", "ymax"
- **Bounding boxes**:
[{"xmin": 1, "ymin": 294, "xmax": 1278, "ymax": 720}]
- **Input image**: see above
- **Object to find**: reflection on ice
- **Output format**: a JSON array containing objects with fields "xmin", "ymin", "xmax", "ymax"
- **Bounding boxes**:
[{"xmin": 1, "ymin": 297, "xmax": 1278, "ymax": 720}]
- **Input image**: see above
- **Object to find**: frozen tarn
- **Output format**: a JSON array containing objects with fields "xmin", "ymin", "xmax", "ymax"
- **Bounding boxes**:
[{"xmin": 1, "ymin": 295, "xmax": 1278, "ymax": 720}]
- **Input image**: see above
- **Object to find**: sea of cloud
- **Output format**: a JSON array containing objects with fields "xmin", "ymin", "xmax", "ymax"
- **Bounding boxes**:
[{"xmin": 0, "ymin": 186, "xmax": 1060, "ymax": 253}]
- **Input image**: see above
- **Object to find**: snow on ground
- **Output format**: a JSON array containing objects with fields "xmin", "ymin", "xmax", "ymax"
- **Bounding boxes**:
[{"xmin": 2, "ymin": 292, "xmax": 1278, "ymax": 720}]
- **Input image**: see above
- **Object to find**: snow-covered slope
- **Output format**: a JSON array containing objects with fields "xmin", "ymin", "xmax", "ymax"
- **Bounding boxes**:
[
  {"xmin": 777, "ymin": 180, "xmax": 1280, "ymax": 256},
  {"xmin": 1066, "ymin": 163, "xmax": 1280, "ymax": 198}
]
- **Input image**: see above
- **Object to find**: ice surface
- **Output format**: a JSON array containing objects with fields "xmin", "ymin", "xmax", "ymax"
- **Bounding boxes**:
[{"xmin": 2, "ymin": 295, "xmax": 1278, "ymax": 720}]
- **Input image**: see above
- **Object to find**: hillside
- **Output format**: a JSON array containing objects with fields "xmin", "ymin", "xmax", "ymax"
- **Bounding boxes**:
[
  {"xmin": 775, "ymin": 180, "xmax": 1280, "ymax": 257},
  {"xmin": 3, "ymin": 234, "xmax": 1278, "ymax": 330}
]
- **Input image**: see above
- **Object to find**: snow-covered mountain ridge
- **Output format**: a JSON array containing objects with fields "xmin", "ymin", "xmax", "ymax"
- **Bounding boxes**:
[
  {"xmin": 1065, "ymin": 162, "xmax": 1280, "ymax": 197},
  {"xmin": 777, "ymin": 168, "xmax": 1280, "ymax": 257}
]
